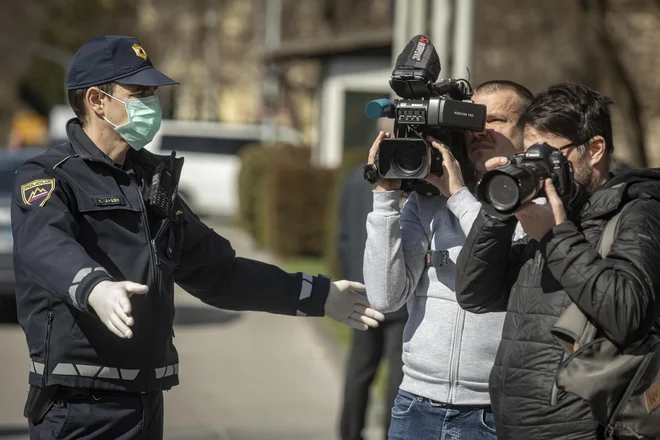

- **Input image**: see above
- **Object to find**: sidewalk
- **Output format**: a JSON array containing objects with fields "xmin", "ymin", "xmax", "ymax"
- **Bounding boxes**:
[{"xmin": 163, "ymin": 219, "xmax": 386, "ymax": 440}]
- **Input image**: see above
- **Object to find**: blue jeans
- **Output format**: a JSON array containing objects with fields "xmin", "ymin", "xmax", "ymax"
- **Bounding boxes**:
[{"xmin": 388, "ymin": 390, "xmax": 497, "ymax": 440}]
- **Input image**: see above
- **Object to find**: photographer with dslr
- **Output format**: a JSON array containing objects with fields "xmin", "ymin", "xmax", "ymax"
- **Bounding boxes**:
[
  {"xmin": 455, "ymin": 82, "xmax": 660, "ymax": 439},
  {"xmin": 362, "ymin": 38, "xmax": 532, "ymax": 438}
]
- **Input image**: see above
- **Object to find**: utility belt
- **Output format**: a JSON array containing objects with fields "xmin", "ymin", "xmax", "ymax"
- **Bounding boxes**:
[
  {"xmin": 24, "ymin": 385, "xmax": 135, "ymax": 425},
  {"xmin": 24, "ymin": 385, "xmax": 166, "ymax": 425}
]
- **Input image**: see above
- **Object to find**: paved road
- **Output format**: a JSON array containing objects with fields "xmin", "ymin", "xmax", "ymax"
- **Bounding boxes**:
[{"xmin": 0, "ymin": 220, "xmax": 384, "ymax": 440}]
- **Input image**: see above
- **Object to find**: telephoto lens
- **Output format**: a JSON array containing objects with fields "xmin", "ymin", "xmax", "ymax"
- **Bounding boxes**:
[
  {"xmin": 476, "ymin": 143, "xmax": 574, "ymax": 214},
  {"xmin": 477, "ymin": 164, "xmax": 547, "ymax": 214}
]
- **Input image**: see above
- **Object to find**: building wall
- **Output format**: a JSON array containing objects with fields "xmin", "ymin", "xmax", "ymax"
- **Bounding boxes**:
[
  {"xmin": 136, "ymin": 0, "xmax": 660, "ymax": 166},
  {"xmin": 138, "ymin": 0, "xmax": 264, "ymax": 124}
]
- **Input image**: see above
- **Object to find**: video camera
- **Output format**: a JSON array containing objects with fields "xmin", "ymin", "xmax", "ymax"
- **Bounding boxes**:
[
  {"xmin": 365, "ymin": 34, "xmax": 487, "ymax": 194},
  {"xmin": 476, "ymin": 143, "xmax": 576, "ymax": 214}
]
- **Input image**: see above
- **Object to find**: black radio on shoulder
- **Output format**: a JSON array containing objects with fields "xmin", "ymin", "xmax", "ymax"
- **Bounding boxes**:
[{"xmin": 148, "ymin": 151, "xmax": 178, "ymax": 219}]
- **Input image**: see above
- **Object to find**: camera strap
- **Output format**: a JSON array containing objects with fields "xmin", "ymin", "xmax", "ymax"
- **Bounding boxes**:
[{"xmin": 425, "ymin": 250, "xmax": 450, "ymax": 267}]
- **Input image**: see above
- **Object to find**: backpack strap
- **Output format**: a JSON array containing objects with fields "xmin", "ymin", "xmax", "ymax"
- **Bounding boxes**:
[
  {"xmin": 596, "ymin": 200, "xmax": 640, "ymax": 258},
  {"xmin": 553, "ymin": 199, "xmax": 640, "ymax": 352}
]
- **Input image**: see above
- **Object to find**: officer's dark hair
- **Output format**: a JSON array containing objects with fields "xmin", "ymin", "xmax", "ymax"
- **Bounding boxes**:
[
  {"xmin": 517, "ymin": 82, "xmax": 614, "ymax": 156},
  {"xmin": 68, "ymin": 82, "xmax": 116, "ymax": 127},
  {"xmin": 475, "ymin": 80, "xmax": 534, "ymax": 115}
]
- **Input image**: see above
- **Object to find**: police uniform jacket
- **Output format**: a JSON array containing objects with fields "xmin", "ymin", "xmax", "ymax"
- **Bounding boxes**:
[{"xmin": 12, "ymin": 119, "xmax": 330, "ymax": 393}]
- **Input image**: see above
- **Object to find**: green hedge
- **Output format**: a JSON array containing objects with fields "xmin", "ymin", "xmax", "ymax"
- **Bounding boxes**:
[
  {"xmin": 237, "ymin": 142, "xmax": 268, "ymax": 244},
  {"xmin": 238, "ymin": 143, "xmax": 372, "ymax": 264},
  {"xmin": 238, "ymin": 143, "xmax": 336, "ymax": 258}
]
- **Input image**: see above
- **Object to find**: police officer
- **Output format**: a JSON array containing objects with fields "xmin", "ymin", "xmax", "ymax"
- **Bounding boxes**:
[{"xmin": 13, "ymin": 35, "xmax": 384, "ymax": 439}]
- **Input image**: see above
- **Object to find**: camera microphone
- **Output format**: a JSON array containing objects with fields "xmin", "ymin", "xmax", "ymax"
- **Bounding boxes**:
[
  {"xmin": 390, "ymin": 35, "xmax": 441, "ymax": 99},
  {"xmin": 365, "ymin": 98, "xmax": 396, "ymax": 119}
]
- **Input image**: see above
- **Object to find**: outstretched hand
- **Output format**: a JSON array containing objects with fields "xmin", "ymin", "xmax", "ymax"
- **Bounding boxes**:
[{"xmin": 325, "ymin": 280, "xmax": 385, "ymax": 331}]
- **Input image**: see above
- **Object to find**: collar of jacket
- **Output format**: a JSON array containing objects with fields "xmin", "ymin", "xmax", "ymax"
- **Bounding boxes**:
[
  {"xmin": 65, "ymin": 118, "xmax": 165, "ymax": 172},
  {"xmin": 580, "ymin": 168, "xmax": 660, "ymax": 221}
]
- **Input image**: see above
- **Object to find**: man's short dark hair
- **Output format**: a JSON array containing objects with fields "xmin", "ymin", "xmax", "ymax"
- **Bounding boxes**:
[
  {"xmin": 68, "ymin": 82, "xmax": 115, "ymax": 126},
  {"xmin": 518, "ymin": 82, "xmax": 614, "ymax": 155},
  {"xmin": 475, "ymin": 80, "xmax": 534, "ymax": 115}
]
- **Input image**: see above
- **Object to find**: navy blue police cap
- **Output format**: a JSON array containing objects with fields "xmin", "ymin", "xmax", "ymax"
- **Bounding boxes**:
[{"xmin": 66, "ymin": 36, "xmax": 179, "ymax": 90}]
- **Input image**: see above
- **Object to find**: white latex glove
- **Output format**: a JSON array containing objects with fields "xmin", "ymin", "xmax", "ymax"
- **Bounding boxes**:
[
  {"xmin": 88, "ymin": 280, "xmax": 149, "ymax": 339},
  {"xmin": 324, "ymin": 280, "xmax": 385, "ymax": 331}
]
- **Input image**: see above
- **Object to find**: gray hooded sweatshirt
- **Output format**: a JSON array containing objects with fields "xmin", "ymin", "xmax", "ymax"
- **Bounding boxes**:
[{"xmin": 363, "ymin": 187, "xmax": 522, "ymax": 405}]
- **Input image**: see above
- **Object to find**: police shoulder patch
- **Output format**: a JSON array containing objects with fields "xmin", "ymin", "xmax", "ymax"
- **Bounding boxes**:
[{"xmin": 21, "ymin": 178, "xmax": 56, "ymax": 207}]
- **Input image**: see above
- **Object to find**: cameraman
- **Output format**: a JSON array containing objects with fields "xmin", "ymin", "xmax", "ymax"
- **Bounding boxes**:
[
  {"xmin": 455, "ymin": 82, "xmax": 660, "ymax": 439},
  {"xmin": 363, "ymin": 80, "xmax": 532, "ymax": 439}
]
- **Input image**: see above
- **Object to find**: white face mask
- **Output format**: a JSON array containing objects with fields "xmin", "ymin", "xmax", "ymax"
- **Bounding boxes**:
[{"xmin": 101, "ymin": 90, "xmax": 162, "ymax": 150}]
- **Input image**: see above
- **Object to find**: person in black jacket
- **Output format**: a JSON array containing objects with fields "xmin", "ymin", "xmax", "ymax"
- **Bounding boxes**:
[
  {"xmin": 455, "ymin": 82, "xmax": 660, "ymax": 439},
  {"xmin": 13, "ymin": 35, "xmax": 384, "ymax": 440},
  {"xmin": 337, "ymin": 163, "xmax": 408, "ymax": 440}
]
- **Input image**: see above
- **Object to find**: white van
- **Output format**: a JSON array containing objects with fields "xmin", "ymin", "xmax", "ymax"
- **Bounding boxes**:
[{"xmin": 144, "ymin": 120, "xmax": 305, "ymax": 218}]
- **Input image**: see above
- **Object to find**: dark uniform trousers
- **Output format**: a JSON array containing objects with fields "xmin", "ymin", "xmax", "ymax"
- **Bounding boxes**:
[
  {"xmin": 340, "ymin": 309, "xmax": 407, "ymax": 440},
  {"xmin": 29, "ymin": 387, "xmax": 163, "ymax": 440}
]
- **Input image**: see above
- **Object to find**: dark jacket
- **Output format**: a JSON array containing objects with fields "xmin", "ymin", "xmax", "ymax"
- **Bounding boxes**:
[
  {"xmin": 337, "ymin": 165, "xmax": 407, "ymax": 321},
  {"xmin": 13, "ymin": 119, "xmax": 330, "ymax": 394},
  {"xmin": 455, "ymin": 169, "xmax": 660, "ymax": 439}
]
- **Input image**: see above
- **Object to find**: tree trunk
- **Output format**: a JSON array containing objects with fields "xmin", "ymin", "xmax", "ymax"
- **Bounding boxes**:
[{"xmin": 582, "ymin": 0, "xmax": 647, "ymax": 167}]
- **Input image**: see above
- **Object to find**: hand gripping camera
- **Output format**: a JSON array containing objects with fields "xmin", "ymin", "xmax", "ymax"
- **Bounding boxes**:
[
  {"xmin": 476, "ymin": 143, "xmax": 576, "ymax": 215},
  {"xmin": 364, "ymin": 34, "xmax": 487, "ymax": 194}
]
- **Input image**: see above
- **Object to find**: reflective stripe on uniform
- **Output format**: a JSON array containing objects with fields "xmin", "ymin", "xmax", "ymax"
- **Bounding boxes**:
[
  {"xmin": 30, "ymin": 361, "xmax": 44, "ymax": 375},
  {"xmin": 29, "ymin": 361, "xmax": 179, "ymax": 381},
  {"xmin": 299, "ymin": 273, "xmax": 313, "ymax": 300},
  {"xmin": 154, "ymin": 363, "xmax": 179, "ymax": 379},
  {"xmin": 68, "ymin": 267, "xmax": 108, "ymax": 308}
]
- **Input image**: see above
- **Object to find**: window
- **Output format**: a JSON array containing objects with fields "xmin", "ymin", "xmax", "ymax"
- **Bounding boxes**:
[
  {"xmin": 160, "ymin": 135, "xmax": 257, "ymax": 155},
  {"xmin": 343, "ymin": 91, "xmax": 386, "ymax": 150}
]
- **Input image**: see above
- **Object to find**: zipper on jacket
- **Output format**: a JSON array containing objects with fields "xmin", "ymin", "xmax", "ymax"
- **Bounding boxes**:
[
  {"xmin": 130, "ymin": 181, "xmax": 161, "ymax": 389},
  {"xmin": 42, "ymin": 311, "xmax": 54, "ymax": 387},
  {"xmin": 447, "ymin": 307, "xmax": 466, "ymax": 404},
  {"xmin": 605, "ymin": 353, "xmax": 652, "ymax": 439},
  {"xmin": 82, "ymin": 157, "xmax": 168, "ymax": 390}
]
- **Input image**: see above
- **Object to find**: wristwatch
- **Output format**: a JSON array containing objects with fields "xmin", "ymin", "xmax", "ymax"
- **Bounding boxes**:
[{"xmin": 363, "ymin": 164, "xmax": 379, "ymax": 184}]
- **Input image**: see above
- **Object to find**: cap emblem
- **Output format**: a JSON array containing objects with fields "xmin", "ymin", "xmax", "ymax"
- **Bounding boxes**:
[{"xmin": 132, "ymin": 43, "xmax": 148, "ymax": 60}]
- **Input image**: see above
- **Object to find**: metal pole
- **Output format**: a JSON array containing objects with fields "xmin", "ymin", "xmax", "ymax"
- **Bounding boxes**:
[
  {"xmin": 409, "ymin": 0, "xmax": 429, "ymax": 39},
  {"xmin": 430, "ymin": 0, "xmax": 453, "ymax": 78},
  {"xmin": 262, "ymin": 0, "xmax": 282, "ymax": 138},
  {"xmin": 392, "ymin": 0, "xmax": 411, "ymax": 70},
  {"xmin": 392, "ymin": 0, "xmax": 430, "ymax": 97},
  {"xmin": 451, "ymin": 0, "xmax": 476, "ymax": 80}
]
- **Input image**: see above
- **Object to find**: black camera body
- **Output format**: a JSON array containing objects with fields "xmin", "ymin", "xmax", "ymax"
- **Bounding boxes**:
[
  {"xmin": 367, "ymin": 35, "xmax": 486, "ymax": 195},
  {"xmin": 477, "ymin": 143, "xmax": 576, "ymax": 214},
  {"xmin": 377, "ymin": 98, "xmax": 485, "ymax": 181}
]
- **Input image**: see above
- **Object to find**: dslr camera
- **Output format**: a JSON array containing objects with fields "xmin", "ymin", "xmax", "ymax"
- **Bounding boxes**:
[
  {"xmin": 365, "ymin": 34, "xmax": 487, "ymax": 194},
  {"xmin": 476, "ymin": 143, "xmax": 576, "ymax": 214}
]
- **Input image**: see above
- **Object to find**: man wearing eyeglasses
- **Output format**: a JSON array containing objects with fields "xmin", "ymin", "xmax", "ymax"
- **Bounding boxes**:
[{"xmin": 455, "ymin": 82, "xmax": 660, "ymax": 439}]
